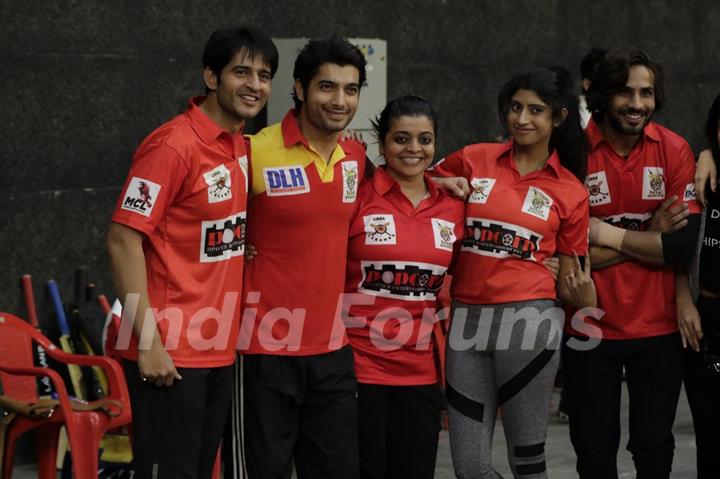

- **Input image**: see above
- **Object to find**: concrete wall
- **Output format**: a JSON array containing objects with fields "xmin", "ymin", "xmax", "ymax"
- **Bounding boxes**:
[{"xmin": 2, "ymin": 0, "xmax": 719, "ymax": 312}]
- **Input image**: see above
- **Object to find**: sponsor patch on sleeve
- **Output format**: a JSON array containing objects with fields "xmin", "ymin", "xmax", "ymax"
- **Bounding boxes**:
[
  {"xmin": 432, "ymin": 218, "xmax": 456, "ymax": 251},
  {"xmin": 263, "ymin": 166, "xmax": 310, "ymax": 196},
  {"xmin": 342, "ymin": 161, "xmax": 359, "ymax": 203},
  {"xmin": 203, "ymin": 164, "xmax": 232, "ymax": 204},
  {"xmin": 364, "ymin": 214, "xmax": 397, "ymax": 245},
  {"xmin": 468, "ymin": 178, "xmax": 496, "ymax": 204},
  {"xmin": 521, "ymin": 186, "xmax": 553, "ymax": 221},
  {"xmin": 120, "ymin": 177, "xmax": 162, "ymax": 217},
  {"xmin": 683, "ymin": 183, "xmax": 697, "ymax": 201}
]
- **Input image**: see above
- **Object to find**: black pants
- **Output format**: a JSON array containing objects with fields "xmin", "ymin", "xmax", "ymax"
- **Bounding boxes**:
[
  {"xmin": 684, "ymin": 295, "xmax": 720, "ymax": 479},
  {"xmin": 123, "ymin": 360, "xmax": 234, "ymax": 479},
  {"xmin": 357, "ymin": 383, "xmax": 443, "ymax": 479},
  {"xmin": 562, "ymin": 333, "xmax": 683, "ymax": 479},
  {"xmin": 242, "ymin": 346, "xmax": 359, "ymax": 479}
]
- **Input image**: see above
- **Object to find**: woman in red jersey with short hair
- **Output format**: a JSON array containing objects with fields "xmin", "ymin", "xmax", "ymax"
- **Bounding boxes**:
[{"xmin": 343, "ymin": 95, "xmax": 464, "ymax": 479}]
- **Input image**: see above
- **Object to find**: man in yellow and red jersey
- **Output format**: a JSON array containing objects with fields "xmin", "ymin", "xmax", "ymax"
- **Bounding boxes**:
[
  {"xmin": 107, "ymin": 26, "xmax": 277, "ymax": 478},
  {"xmin": 563, "ymin": 48, "xmax": 701, "ymax": 479},
  {"xmin": 233, "ymin": 36, "xmax": 367, "ymax": 479}
]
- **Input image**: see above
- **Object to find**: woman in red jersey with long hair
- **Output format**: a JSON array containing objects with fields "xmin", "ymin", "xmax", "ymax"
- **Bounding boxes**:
[{"xmin": 433, "ymin": 67, "xmax": 597, "ymax": 478}]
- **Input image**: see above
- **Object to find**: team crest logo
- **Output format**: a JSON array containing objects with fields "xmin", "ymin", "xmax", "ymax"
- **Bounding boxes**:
[
  {"xmin": 203, "ymin": 165, "xmax": 232, "ymax": 203},
  {"xmin": 468, "ymin": 178, "xmax": 496, "ymax": 204},
  {"xmin": 585, "ymin": 171, "xmax": 612, "ymax": 206},
  {"xmin": 121, "ymin": 177, "xmax": 161, "ymax": 217},
  {"xmin": 432, "ymin": 218, "xmax": 456, "ymax": 251},
  {"xmin": 238, "ymin": 155, "xmax": 248, "ymax": 193},
  {"xmin": 642, "ymin": 167, "xmax": 665, "ymax": 199},
  {"xmin": 364, "ymin": 214, "xmax": 396, "ymax": 245},
  {"xmin": 684, "ymin": 183, "xmax": 697, "ymax": 201},
  {"xmin": 521, "ymin": 187, "xmax": 553, "ymax": 221},
  {"xmin": 342, "ymin": 161, "xmax": 359, "ymax": 203}
]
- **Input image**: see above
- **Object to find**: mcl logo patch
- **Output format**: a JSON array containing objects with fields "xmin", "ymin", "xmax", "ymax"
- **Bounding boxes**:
[
  {"xmin": 121, "ymin": 177, "xmax": 161, "ymax": 217},
  {"xmin": 200, "ymin": 212, "xmax": 246, "ymax": 263},
  {"xmin": 263, "ymin": 166, "xmax": 310, "ymax": 196}
]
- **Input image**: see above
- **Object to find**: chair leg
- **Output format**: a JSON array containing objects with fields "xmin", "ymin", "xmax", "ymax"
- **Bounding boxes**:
[
  {"xmin": 36, "ymin": 423, "xmax": 63, "ymax": 479},
  {"xmin": 2, "ymin": 431, "xmax": 17, "ymax": 479},
  {"xmin": 65, "ymin": 416, "xmax": 104, "ymax": 479}
]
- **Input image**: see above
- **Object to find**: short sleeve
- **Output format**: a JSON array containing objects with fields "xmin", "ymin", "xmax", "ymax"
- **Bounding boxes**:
[
  {"xmin": 111, "ymin": 143, "xmax": 189, "ymax": 236},
  {"xmin": 556, "ymin": 195, "xmax": 590, "ymax": 256},
  {"xmin": 430, "ymin": 147, "xmax": 472, "ymax": 180},
  {"xmin": 667, "ymin": 141, "xmax": 702, "ymax": 214}
]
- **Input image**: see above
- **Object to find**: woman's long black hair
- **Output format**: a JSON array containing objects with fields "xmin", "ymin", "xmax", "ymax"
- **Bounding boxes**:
[
  {"xmin": 497, "ymin": 67, "xmax": 588, "ymax": 182},
  {"xmin": 706, "ymin": 94, "xmax": 720, "ymax": 170}
]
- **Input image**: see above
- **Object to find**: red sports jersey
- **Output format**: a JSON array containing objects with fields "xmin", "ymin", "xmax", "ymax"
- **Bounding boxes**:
[
  {"xmin": 111, "ymin": 97, "xmax": 248, "ymax": 368},
  {"xmin": 345, "ymin": 168, "xmax": 465, "ymax": 385},
  {"xmin": 432, "ymin": 141, "xmax": 589, "ymax": 305},
  {"xmin": 568, "ymin": 119, "xmax": 701, "ymax": 339},
  {"xmin": 240, "ymin": 110, "xmax": 367, "ymax": 356}
]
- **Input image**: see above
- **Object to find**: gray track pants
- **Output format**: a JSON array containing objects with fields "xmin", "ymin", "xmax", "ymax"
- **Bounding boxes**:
[{"xmin": 445, "ymin": 299, "xmax": 562, "ymax": 479}]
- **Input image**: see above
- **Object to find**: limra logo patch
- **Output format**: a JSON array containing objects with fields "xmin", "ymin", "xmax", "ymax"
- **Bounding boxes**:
[
  {"xmin": 468, "ymin": 178, "xmax": 496, "ymax": 204},
  {"xmin": 199, "ymin": 212, "xmax": 246, "ymax": 263},
  {"xmin": 121, "ymin": 177, "xmax": 161, "ymax": 217},
  {"xmin": 585, "ymin": 171, "xmax": 612, "ymax": 206},
  {"xmin": 263, "ymin": 166, "xmax": 310, "ymax": 196},
  {"xmin": 364, "ymin": 214, "xmax": 397, "ymax": 245},
  {"xmin": 203, "ymin": 164, "xmax": 232, "ymax": 204}
]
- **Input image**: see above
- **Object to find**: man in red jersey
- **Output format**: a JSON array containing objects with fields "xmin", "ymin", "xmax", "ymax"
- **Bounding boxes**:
[
  {"xmin": 563, "ymin": 49, "xmax": 701, "ymax": 479},
  {"xmin": 231, "ymin": 36, "xmax": 367, "ymax": 479},
  {"xmin": 107, "ymin": 26, "xmax": 277, "ymax": 478}
]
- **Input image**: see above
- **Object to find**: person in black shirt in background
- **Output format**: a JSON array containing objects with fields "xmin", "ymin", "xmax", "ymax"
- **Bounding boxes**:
[{"xmin": 677, "ymin": 92, "xmax": 720, "ymax": 479}]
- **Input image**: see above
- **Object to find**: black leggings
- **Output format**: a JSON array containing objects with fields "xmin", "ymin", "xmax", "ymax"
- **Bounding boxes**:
[
  {"xmin": 357, "ymin": 383, "xmax": 443, "ymax": 479},
  {"xmin": 684, "ymin": 295, "xmax": 720, "ymax": 479}
]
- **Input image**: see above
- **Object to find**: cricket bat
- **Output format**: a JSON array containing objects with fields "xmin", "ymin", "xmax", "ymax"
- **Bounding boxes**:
[
  {"xmin": 47, "ymin": 280, "xmax": 86, "ymax": 400},
  {"xmin": 20, "ymin": 274, "xmax": 56, "ymax": 398}
]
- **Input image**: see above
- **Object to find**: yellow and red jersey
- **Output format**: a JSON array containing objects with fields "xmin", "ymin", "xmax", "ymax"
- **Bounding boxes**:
[
  {"xmin": 111, "ymin": 97, "xmax": 248, "ymax": 368},
  {"xmin": 241, "ymin": 110, "xmax": 366, "ymax": 356},
  {"xmin": 570, "ymin": 119, "xmax": 701, "ymax": 339},
  {"xmin": 432, "ymin": 141, "xmax": 589, "ymax": 305},
  {"xmin": 344, "ymin": 168, "xmax": 465, "ymax": 385}
]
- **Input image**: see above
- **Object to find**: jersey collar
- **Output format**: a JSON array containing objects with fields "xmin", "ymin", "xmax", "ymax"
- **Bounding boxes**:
[
  {"xmin": 586, "ymin": 117, "xmax": 661, "ymax": 150},
  {"xmin": 372, "ymin": 166, "xmax": 442, "ymax": 200},
  {"xmin": 187, "ymin": 96, "xmax": 242, "ymax": 145},
  {"xmin": 280, "ymin": 109, "xmax": 348, "ymax": 171},
  {"xmin": 498, "ymin": 141, "xmax": 562, "ymax": 178}
]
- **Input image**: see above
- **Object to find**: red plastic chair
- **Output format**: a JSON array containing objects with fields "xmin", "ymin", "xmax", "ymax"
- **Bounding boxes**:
[{"xmin": 0, "ymin": 312, "xmax": 131, "ymax": 479}]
